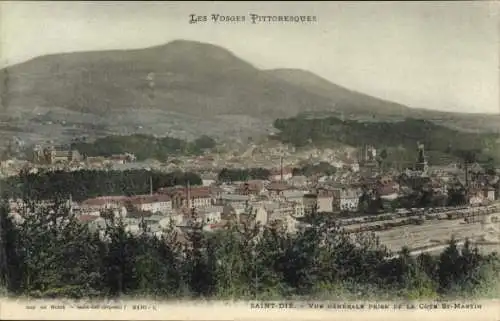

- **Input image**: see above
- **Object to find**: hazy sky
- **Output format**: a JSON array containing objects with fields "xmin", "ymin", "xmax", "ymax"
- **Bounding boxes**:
[{"xmin": 1, "ymin": 1, "xmax": 498, "ymax": 114}]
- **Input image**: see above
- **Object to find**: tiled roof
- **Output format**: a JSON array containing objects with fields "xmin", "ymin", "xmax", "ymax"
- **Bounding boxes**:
[
  {"xmin": 81, "ymin": 196, "xmax": 128, "ymax": 206},
  {"xmin": 220, "ymin": 194, "xmax": 249, "ymax": 202},
  {"xmin": 266, "ymin": 182, "xmax": 292, "ymax": 191},
  {"xmin": 128, "ymin": 194, "xmax": 171, "ymax": 205},
  {"xmin": 159, "ymin": 186, "xmax": 213, "ymax": 198}
]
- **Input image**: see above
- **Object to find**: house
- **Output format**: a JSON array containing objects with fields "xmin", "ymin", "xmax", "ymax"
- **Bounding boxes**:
[
  {"xmin": 203, "ymin": 220, "xmax": 229, "ymax": 232},
  {"xmin": 303, "ymin": 193, "xmax": 318, "ymax": 215},
  {"xmin": 429, "ymin": 178, "xmax": 448, "ymax": 195},
  {"xmin": 468, "ymin": 188, "xmax": 486, "ymax": 206},
  {"xmin": 217, "ymin": 194, "xmax": 250, "ymax": 209},
  {"xmin": 484, "ymin": 187, "xmax": 496, "ymax": 202},
  {"xmin": 128, "ymin": 194, "xmax": 173, "ymax": 214},
  {"xmin": 202, "ymin": 178, "xmax": 216, "ymax": 187},
  {"xmin": 199, "ymin": 206, "xmax": 224, "ymax": 225},
  {"xmin": 110, "ymin": 153, "xmax": 136, "ymax": 164},
  {"xmin": 266, "ymin": 182, "xmax": 292, "ymax": 198},
  {"xmin": 80, "ymin": 196, "xmax": 128, "ymax": 213},
  {"xmin": 332, "ymin": 188, "xmax": 362, "ymax": 212},
  {"xmin": 255, "ymin": 207, "xmax": 269, "ymax": 225},
  {"xmin": 288, "ymin": 175, "xmax": 308, "ymax": 188},
  {"xmin": 281, "ymin": 190, "xmax": 308, "ymax": 203},
  {"xmin": 267, "ymin": 202, "xmax": 296, "ymax": 221},
  {"xmin": 43, "ymin": 146, "xmax": 81, "ymax": 164},
  {"xmin": 236, "ymin": 180, "xmax": 266, "ymax": 195},
  {"xmin": 316, "ymin": 188, "xmax": 335, "ymax": 213},
  {"xmin": 269, "ymin": 167, "xmax": 293, "ymax": 182},
  {"xmin": 161, "ymin": 186, "xmax": 214, "ymax": 209},
  {"xmin": 200, "ymin": 172, "xmax": 218, "ymax": 187},
  {"xmin": 377, "ymin": 180, "xmax": 400, "ymax": 201},
  {"xmin": 292, "ymin": 202, "xmax": 307, "ymax": 218}
]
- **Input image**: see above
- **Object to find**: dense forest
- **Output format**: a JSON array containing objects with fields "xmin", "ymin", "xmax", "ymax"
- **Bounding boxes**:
[
  {"xmin": 0, "ymin": 170, "xmax": 202, "ymax": 202},
  {"xmin": 71, "ymin": 134, "xmax": 217, "ymax": 161},
  {"xmin": 272, "ymin": 116, "xmax": 500, "ymax": 167},
  {"xmin": 0, "ymin": 200, "xmax": 498, "ymax": 300},
  {"xmin": 292, "ymin": 162, "xmax": 337, "ymax": 177},
  {"xmin": 217, "ymin": 168, "xmax": 271, "ymax": 183}
]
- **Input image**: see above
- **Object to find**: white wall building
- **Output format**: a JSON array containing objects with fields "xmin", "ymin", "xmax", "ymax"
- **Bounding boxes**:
[
  {"xmin": 317, "ymin": 196, "xmax": 334, "ymax": 213},
  {"xmin": 129, "ymin": 194, "xmax": 172, "ymax": 213}
]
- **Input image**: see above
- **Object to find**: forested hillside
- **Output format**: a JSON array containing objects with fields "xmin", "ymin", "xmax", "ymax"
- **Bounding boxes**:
[
  {"xmin": 0, "ymin": 170, "xmax": 202, "ymax": 202},
  {"xmin": 0, "ymin": 200, "xmax": 498, "ymax": 300},
  {"xmin": 273, "ymin": 116, "xmax": 500, "ymax": 166},
  {"xmin": 71, "ymin": 134, "xmax": 216, "ymax": 161}
]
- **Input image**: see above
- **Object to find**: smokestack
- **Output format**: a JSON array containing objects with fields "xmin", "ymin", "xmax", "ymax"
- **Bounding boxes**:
[
  {"xmin": 465, "ymin": 161, "xmax": 469, "ymax": 200},
  {"xmin": 149, "ymin": 176, "xmax": 153, "ymax": 196},
  {"xmin": 187, "ymin": 180, "xmax": 191, "ymax": 209},
  {"xmin": 280, "ymin": 156, "xmax": 284, "ymax": 182}
]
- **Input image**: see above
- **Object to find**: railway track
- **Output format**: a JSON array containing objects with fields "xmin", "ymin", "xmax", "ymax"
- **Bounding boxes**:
[
  {"xmin": 341, "ymin": 204, "xmax": 500, "ymax": 234},
  {"xmin": 377, "ymin": 219, "xmax": 491, "ymax": 252}
]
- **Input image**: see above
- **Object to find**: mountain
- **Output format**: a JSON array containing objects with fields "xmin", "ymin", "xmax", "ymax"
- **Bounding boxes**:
[
  {"xmin": 267, "ymin": 68, "xmax": 410, "ymax": 116},
  {"xmin": 0, "ymin": 39, "xmax": 498, "ymax": 148},
  {"xmin": 0, "ymin": 40, "xmax": 335, "ymax": 118},
  {"xmin": 268, "ymin": 68, "xmax": 500, "ymax": 131}
]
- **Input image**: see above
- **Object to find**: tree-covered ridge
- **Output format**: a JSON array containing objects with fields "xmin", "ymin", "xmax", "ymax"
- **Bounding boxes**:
[
  {"xmin": 272, "ymin": 116, "xmax": 500, "ymax": 165},
  {"xmin": 0, "ymin": 170, "xmax": 202, "ymax": 202},
  {"xmin": 217, "ymin": 168, "xmax": 271, "ymax": 183},
  {"xmin": 292, "ymin": 162, "xmax": 337, "ymax": 177},
  {"xmin": 71, "ymin": 134, "xmax": 217, "ymax": 161},
  {"xmin": 0, "ymin": 202, "xmax": 498, "ymax": 300}
]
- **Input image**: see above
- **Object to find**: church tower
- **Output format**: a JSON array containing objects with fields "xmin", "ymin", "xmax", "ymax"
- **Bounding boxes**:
[{"xmin": 415, "ymin": 142, "xmax": 428, "ymax": 173}]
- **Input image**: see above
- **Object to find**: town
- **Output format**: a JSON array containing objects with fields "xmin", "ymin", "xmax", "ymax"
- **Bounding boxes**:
[
  {"xmin": 0, "ymin": 1, "xmax": 498, "ymax": 305},
  {"xmin": 4, "ymin": 140, "xmax": 500, "ymax": 256}
]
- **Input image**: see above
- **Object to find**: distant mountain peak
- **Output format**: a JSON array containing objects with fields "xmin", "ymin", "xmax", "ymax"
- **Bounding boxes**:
[
  {"xmin": 142, "ymin": 39, "xmax": 255, "ymax": 69},
  {"xmin": 1, "ymin": 39, "xmax": 499, "ymax": 141}
]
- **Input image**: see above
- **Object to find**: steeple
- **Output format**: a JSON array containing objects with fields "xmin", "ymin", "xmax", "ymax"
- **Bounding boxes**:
[{"xmin": 416, "ymin": 142, "xmax": 428, "ymax": 173}]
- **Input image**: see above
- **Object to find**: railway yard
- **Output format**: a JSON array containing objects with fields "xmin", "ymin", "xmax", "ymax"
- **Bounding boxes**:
[{"xmin": 339, "ymin": 203, "xmax": 500, "ymax": 256}]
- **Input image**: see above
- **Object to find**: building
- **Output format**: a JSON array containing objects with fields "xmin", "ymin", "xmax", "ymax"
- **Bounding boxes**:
[
  {"xmin": 291, "ymin": 203, "xmax": 306, "ymax": 218},
  {"xmin": 110, "ymin": 153, "xmax": 136, "ymax": 164},
  {"xmin": 43, "ymin": 146, "xmax": 81, "ymax": 164},
  {"xmin": 80, "ymin": 196, "xmax": 128, "ymax": 211},
  {"xmin": 80, "ymin": 196, "xmax": 128, "ymax": 218},
  {"xmin": 415, "ymin": 143, "xmax": 429, "ymax": 174},
  {"xmin": 128, "ymin": 194, "xmax": 173, "ymax": 214},
  {"xmin": 235, "ymin": 180, "xmax": 266, "ymax": 195},
  {"xmin": 199, "ymin": 206, "xmax": 224, "ymax": 225},
  {"xmin": 303, "ymin": 193, "xmax": 318, "ymax": 215},
  {"xmin": 332, "ymin": 188, "xmax": 362, "ymax": 212},
  {"xmin": 484, "ymin": 187, "xmax": 496, "ymax": 202},
  {"xmin": 377, "ymin": 178, "xmax": 400, "ymax": 201},
  {"xmin": 288, "ymin": 175, "xmax": 308, "ymax": 188},
  {"xmin": 281, "ymin": 189, "xmax": 308, "ymax": 203},
  {"xmin": 266, "ymin": 182, "xmax": 292, "ymax": 198},
  {"xmin": 160, "ymin": 186, "xmax": 214, "ymax": 210},
  {"xmin": 32, "ymin": 145, "xmax": 44, "ymax": 163},
  {"xmin": 269, "ymin": 167, "xmax": 293, "ymax": 182},
  {"xmin": 358, "ymin": 145, "xmax": 377, "ymax": 165},
  {"xmin": 316, "ymin": 188, "xmax": 335, "ymax": 213},
  {"xmin": 254, "ymin": 206, "xmax": 269, "ymax": 225},
  {"xmin": 468, "ymin": 188, "xmax": 486, "ymax": 206},
  {"xmin": 217, "ymin": 193, "xmax": 250, "ymax": 208}
]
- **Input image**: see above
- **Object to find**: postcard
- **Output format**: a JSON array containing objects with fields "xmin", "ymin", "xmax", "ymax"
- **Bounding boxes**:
[{"xmin": 0, "ymin": 1, "xmax": 499, "ymax": 320}]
